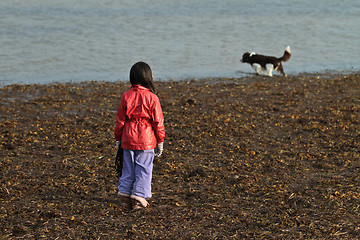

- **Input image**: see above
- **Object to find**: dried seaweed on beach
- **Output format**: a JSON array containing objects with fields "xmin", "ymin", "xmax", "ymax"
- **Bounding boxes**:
[{"xmin": 1, "ymin": 73, "xmax": 359, "ymax": 239}]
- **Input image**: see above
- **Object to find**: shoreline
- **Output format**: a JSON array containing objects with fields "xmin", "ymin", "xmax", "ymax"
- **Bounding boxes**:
[
  {"xmin": 1, "ymin": 70, "xmax": 360, "ymax": 88},
  {"xmin": 1, "ymin": 72, "xmax": 359, "ymax": 238}
]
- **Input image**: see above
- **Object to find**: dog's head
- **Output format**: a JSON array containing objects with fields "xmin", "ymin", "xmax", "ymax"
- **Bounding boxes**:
[{"xmin": 241, "ymin": 52, "xmax": 251, "ymax": 63}]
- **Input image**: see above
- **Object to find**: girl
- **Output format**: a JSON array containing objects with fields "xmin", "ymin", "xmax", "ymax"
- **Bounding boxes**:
[{"xmin": 114, "ymin": 62, "xmax": 165, "ymax": 210}]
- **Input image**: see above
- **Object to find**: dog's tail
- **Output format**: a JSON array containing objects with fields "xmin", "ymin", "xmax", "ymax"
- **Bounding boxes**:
[{"xmin": 280, "ymin": 46, "xmax": 291, "ymax": 62}]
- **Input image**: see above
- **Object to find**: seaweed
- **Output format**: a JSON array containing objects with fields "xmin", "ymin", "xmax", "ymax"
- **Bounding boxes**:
[{"xmin": 1, "ymin": 73, "xmax": 359, "ymax": 239}]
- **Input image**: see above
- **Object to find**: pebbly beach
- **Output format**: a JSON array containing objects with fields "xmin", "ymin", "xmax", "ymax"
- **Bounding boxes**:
[{"xmin": 1, "ymin": 72, "xmax": 359, "ymax": 239}]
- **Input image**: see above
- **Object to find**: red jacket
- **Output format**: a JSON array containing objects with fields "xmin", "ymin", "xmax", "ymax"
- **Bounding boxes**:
[{"xmin": 114, "ymin": 85, "xmax": 165, "ymax": 150}]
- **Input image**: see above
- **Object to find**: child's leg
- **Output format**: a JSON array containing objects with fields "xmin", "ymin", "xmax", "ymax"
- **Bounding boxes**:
[
  {"xmin": 132, "ymin": 149, "xmax": 154, "ymax": 199},
  {"xmin": 118, "ymin": 149, "xmax": 136, "ymax": 195},
  {"xmin": 117, "ymin": 192, "xmax": 132, "ymax": 210}
]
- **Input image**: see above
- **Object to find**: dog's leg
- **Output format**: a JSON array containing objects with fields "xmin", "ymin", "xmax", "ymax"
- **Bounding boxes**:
[
  {"xmin": 252, "ymin": 63, "xmax": 263, "ymax": 75},
  {"xmin": 277, "ymin": 63, "xmax": 286, "ymax": 76},
  {"xmin": 265, "ymin": 64, "xmax": 274, "ymax": 77}
]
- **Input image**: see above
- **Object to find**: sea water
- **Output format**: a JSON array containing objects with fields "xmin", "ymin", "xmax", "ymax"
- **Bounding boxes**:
[{"xmin": 1, "ymin": 0, "xmax": 360, "ymax": 85}]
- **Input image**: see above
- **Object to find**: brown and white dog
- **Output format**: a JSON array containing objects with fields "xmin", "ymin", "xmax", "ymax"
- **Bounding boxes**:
[{"xmin": 241, "ymin": 46, "xmax": 291, "ymax": 76}]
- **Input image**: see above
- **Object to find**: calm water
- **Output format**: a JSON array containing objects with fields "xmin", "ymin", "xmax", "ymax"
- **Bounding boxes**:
[{"xmin": 1, "ymin": 0, "xmax": 360, "ymax": 86}]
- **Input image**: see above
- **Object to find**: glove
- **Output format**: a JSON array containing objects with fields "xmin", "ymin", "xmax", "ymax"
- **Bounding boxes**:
[
  {"xmin": 116, "ymin": 141, "xmax": 120, "ymax": 148},
  {"xmin": 154, "ymin": 142, "xmax": 164, "ymax": 157}
]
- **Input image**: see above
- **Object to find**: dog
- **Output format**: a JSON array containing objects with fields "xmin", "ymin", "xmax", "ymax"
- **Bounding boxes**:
[{"xmin": 241, "ymin": 46, "xmax": 291, "ymax": 76}]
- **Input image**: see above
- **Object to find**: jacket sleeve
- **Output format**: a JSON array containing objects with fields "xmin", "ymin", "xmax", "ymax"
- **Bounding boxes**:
[
  {"xmin": 151, "ymin": 97, "xmax": 165, "ymax": 143},
  {"xmin": 114, "ymin": 96, "xmax": 126, "ymax": 141}
]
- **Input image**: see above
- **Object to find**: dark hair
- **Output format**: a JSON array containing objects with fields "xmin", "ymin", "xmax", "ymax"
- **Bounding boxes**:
[{"xmin": 129, "ymin": 62, "xmax": 155, "ymax": 93}]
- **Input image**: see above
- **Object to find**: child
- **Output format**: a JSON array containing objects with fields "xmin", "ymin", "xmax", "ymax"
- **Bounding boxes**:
[{"xmin": 114, "ymin": 62, "xmax": 165, "ymax": 210}]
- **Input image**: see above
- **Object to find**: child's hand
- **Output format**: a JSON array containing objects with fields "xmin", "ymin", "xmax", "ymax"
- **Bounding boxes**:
[
  {"xmin": 155, "ymin": 142, "xmax": 164, "ymax": 157},
  {"xmin": 116, "ymin": 141, "xmax": 120, "ymax": 148}
]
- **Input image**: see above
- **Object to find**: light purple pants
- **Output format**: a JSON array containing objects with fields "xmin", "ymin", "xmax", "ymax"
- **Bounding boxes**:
[{"xmin": 118, "ymin": 149, "xmax": 154, "ymax": 199}]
